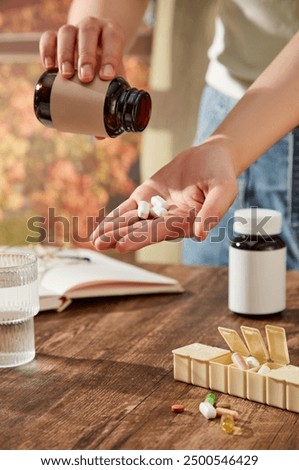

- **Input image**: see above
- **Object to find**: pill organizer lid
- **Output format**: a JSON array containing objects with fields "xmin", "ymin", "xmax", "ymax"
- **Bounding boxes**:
[
  {"xmin": 266, "ymin": 365, "xmax": 291, "ymax": 380},
  {"xmin": 287, "ymin": 371, "xmax": 299, "ymax": 385},
  {"xmin": 218, "ymin": 327, "xmax": 249, "ymax": 356},
  {"xmin": 190, "ymin": 345, "xmax": 229, "ymax": 361},
  {"xmin": 265, "ymin": 325, "xmax": 290, "ymax": 365},
  {"xmin": 240, "ymin": 326, "xmax": 269, "ymax": 362},
  {"xmin": 172, "ymin": 343, "xmax": 205, "ymax": 357},
  {"xmin": 172, "ymin": 343, "xmax": 229, "ymax": 360},
  {"xmin": 286, "ymin": 365, "xmax": 299, "ymax": 378}
]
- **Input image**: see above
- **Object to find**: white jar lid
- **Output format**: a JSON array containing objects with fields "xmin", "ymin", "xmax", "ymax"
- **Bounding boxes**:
[{"xmin": 233, "ymin": 208, "xmax": 282, "ymax": 236}]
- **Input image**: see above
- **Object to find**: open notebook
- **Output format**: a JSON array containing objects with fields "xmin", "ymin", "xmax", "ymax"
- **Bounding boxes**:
[{"xmin": 35, "ymin": 247, "xmax": 184, "ymax": 311}]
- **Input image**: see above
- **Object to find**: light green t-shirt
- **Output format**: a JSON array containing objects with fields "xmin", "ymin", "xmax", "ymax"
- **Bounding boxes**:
[{"xmin": 206, "ymin": 0, "xmax": 299, "ymax": 98}]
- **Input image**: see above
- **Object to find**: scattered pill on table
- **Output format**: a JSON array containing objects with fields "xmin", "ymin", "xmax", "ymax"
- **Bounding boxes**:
[
  {"xmin": 231, "ymin": 352, "xmax": 250, "ymax": 370},
  {"xmin": 204, "ymin": 392, "xmax": 216, "ymax": 406},
  {"xmin": 171, "ymin": 403, "xmax": 185, "ymax": 413},
  {"xmin": 245, "ymin": 356, "xmax": 260, "ymax": 368},
  {"xmin": 220, "ymin": 414, "xmax": 235, "ymax": 434},
  {"xmin": 150, "ymin": 205, "xmax": 168, "ymax": 218},
  {"xmin": 216, "ymin": 407, "xmax": 239, "ymax": 420},
  {"xmin": 137, "ymin": 200, "xmax": 150, "ymax": 219},
  {"xmin": 216, "ymin": 402, "xmax": 231, "ymax": 409},
  {"xmin": 199, "ymin": 401, "xmax": 217, "ymax": 420}
]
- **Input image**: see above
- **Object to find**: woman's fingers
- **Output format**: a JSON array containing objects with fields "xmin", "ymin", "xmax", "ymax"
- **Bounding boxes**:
[
  {"xmin": 39, "ymin": 30, "xmax": 57, "ymax": 69},
  {"xmin": 77, "ymin": 17, "xmax": 101, "ymax": 82},
  {"xmin": 94, "ymin": 218, "xmax": 147, "ymax": 250},
  {"xmin": 57, "ymin": 24, "xmax": 77, "ymax": 78},
  {"xmin": 40, "ymin": 18, "xmax": 125, "ymax": 83},
  {"xmin": 114, "ymin": 216, "xmax": 177, "ymax": 253},
  {"xmin": 91, "ymin": 198, "xmax": 138, "ymax": 242},
  {"xmin": 193, "ymin": 180, "xmax": 238, "ymax": 240},
  {"xmin": 94, "ymin": 209, "xmax": 140, "ymax": 250},
  {"xmin": 99, "ymin": 21, "xmax": 125, "ymax": 79},
  {"xmin": 96, "ymin": 209, "xmax": 196, "ymax": 253}
]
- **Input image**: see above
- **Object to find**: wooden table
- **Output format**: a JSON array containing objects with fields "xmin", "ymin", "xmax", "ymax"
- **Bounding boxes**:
[{"xmin": 1, "ymin": 264, "xmax": 299, "ymax": 450}]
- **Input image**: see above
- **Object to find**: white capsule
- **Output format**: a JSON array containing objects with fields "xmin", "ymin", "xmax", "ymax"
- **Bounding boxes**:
[
  {"xmin": 245, "ymin": 356, "xmax": 260, "ymax": 368},
  {"xmin": 257, "ymin": 364, "xmax": 271, "ymax": 375},
  {"xmin": 151, "ymin": 206, "xmax": 168, "ymax": 218},
  {"xmin": 199, "ymin": 401, "xmax": 217, "ymax": 420},
  {"xmin": 137, "ymin": 200, "xmax": 150, "ymax": 219},
  {"xmin": 150, "ymin": 206, "xmax": 158, "ymax": 218},
  {"xmin": 150, "ymin": 195, "xmax": 169, "ymax": 210}
]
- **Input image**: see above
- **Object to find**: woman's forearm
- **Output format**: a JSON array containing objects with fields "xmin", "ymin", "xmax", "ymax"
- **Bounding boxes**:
[
  {"xmin": 212, "ymin": 31, "xmax": 299, "ymax": 175},
  {"xmin": 68, "ymin": 0, "xmax": 150, "ymax": 51}
]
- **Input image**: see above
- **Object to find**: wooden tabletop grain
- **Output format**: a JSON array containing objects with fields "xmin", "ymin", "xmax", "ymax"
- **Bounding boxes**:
[{"xmin": 1, "ymin": 264, "xmax": 299, "ymax": 450}]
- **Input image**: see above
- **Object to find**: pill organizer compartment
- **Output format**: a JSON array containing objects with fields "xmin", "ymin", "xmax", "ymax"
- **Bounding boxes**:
[
  {"xmin": 240, "ymin": 326, "xmax": 271, "ymax": 403},
  {"xmin": 286, "ymin": 368, "xmax": 299, "ymax": 413},
  {"xmin": 209, "ymin": 352, "xmax": 232, "ymax": 393},
  {"xmin": 172, "ymin": 343, "xmax": 203, "ymax": 384},
  {"xmin": 243, "ymin": 325, "xmax": 289, "ymax": 405},
  {"xmin": 263, "ymin": 325, "xmax": 290, "ymax": 408},
  {"xmin": 172, "ymin": 325, "xmax": 299, "ymax": 413},
  {"xmin": 266, "ymin": 365, "xmax": 298, "ymax": 409},
  {"xmin": 172, "ymin": 343, "xmax": 228, "ymax": 388},
  {"xmin": 190, "ymin": 345, "xmax": 228, "ymax": 388},
  {"xmin": 210, "ymin": 327, "xmax": 250, "ymax": 398}
]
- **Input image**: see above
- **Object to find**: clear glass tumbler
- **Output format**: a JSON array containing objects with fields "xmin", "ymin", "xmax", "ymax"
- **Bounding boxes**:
[{"xmin": 0, "ymin": 252, "xmax": 39, "ymax": 367}]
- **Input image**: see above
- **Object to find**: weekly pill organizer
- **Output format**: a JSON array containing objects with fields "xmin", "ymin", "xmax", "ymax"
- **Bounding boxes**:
[{"xmin": 172, "ymin": 325, "xmax": 299, "ymax": 413}]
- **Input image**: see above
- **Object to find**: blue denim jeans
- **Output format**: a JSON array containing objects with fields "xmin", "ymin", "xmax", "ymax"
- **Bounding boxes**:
[{"xmin": 183, "ymin": 85, "xmax": 299, "ymax": 270}]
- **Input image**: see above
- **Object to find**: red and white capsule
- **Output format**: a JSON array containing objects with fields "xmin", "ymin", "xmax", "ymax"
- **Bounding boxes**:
[{"xmin": 231, "ymin": 352, "xmax": 250, "ymax": 371}]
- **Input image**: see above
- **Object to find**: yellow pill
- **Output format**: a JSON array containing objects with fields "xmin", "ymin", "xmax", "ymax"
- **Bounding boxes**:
[{"xmin": 220, "ymin": 413, "xmax": 235, "ymax": 434}]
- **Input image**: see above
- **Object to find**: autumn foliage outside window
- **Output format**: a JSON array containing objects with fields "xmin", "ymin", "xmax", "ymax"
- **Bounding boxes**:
[{"xmin": 0, "ymin": 0, "xmax": 150, "ymax": 249}]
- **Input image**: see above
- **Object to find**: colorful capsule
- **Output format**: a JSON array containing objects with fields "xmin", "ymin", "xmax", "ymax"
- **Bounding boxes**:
[
  {"xmin": 216, "ymin": 402, "xmax": 231, "ymax": 409},
  {"xmin": 216, "ymin": 407, "xmax": 239, "ymax": 420},
  {"xmin": 204, "ymin": 393, "xmax": 216, "ymax": 406},
  {"xmin": 199, "ymin": 401, "xmax": 217, "ymax": 420},
  {"xmin": 220, "ymin": 413, "xmax": 235, "ymax": 434},
  {"xmin": 231, "ymin": 352, "xmax": 250, "ymax": 370}
]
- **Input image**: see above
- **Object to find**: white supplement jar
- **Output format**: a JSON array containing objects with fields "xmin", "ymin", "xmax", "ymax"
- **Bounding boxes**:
[{"xmin": 229, "ymin": 208, "xmax": 286, "ymax": 315}]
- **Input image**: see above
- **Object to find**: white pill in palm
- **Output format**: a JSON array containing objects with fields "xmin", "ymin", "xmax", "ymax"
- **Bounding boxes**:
[
  {"xmin": 150, "ymin": 206, "xmax": 158, "ymax": 218},
  {"xmin": 151, "ymin": 206, "xmax": 168, "ymax": 218},
  {"xmin": 137, "ymin": 201, "xmax": 150, "ymax": 219},
  {"xmin": 150, "ymin": 195, "xmax": 169, "ymax": 210},
  {"xmin": 199, "ymin": 401, "xmax": 217, "ymax": 420}
]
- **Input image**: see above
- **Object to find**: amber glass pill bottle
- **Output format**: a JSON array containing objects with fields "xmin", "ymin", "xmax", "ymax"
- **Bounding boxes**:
[
  {"xmin": 34, "ymin": 70, "xmax": 151, "ymax": 137},
  {"xmin": 229, "ymin": 208, "xmax": 286, "ymax": 315}
]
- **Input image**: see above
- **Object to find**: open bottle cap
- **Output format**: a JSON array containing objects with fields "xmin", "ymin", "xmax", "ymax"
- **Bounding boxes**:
[{"xmin": 233, "ymin": 208, "xmax": 282, "ymax": 235}]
